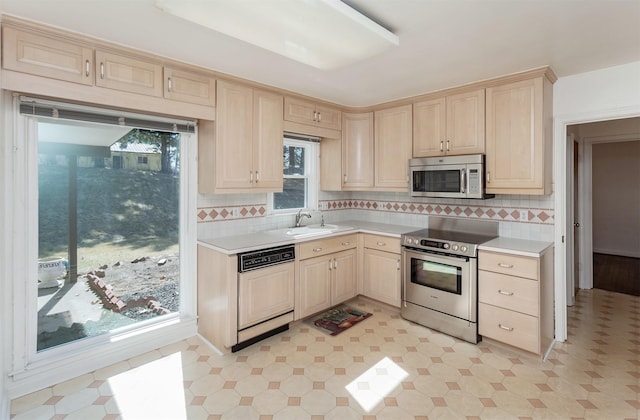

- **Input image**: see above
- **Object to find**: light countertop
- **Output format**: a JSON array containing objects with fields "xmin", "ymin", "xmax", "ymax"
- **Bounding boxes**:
[
  {"xmin": 198, "ymin": 220, "xmax": 421, "ymax": 254},
  {"xmin": 479, "ymin": 237, "xmax": 554, "ymax": 258}
]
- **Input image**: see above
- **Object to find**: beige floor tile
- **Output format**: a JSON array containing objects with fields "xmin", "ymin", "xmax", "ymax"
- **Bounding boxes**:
[{"xmin": 11, "ymin": 291, "xmax": 639, "ymax": 419}]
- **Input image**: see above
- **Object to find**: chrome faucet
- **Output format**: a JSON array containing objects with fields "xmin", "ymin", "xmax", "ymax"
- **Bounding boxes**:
[{"xmin": 295, "ymin": 209, "xmax": 312, "ymax": 227}]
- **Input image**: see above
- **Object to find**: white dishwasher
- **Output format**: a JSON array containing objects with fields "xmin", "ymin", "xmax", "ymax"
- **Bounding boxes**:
[{"xmin": 233, "ymin": 245, "xmax": 295, "ymax": 352}]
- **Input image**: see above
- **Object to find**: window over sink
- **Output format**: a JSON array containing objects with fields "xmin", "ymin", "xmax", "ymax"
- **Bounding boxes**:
[{"xmin": 270, "ymin": 137, "xmax": 318, "ymax": 213}]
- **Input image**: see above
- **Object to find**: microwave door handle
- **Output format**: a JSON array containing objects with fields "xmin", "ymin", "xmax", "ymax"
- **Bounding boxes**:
[{"xmin": 461, "ymin": 169, "xmax": 466, "ymax": 193}]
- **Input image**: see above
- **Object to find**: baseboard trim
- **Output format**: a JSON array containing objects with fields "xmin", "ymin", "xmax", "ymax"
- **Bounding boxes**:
[{"xmin": 593, "ymin": 248, "xmax": 640, "ymax": 259}]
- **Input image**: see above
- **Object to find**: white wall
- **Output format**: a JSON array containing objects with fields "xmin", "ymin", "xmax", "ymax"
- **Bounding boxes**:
[
  {"xmin": 553, "ymin": 60, "xmax": 640, "ymax": 341},
  {"xmin": 592, "ymin": 141, "xmax": 640, "ymax": 257}
]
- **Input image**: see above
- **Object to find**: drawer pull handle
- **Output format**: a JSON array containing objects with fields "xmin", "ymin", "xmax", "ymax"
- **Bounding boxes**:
[
  {"xmin": 342, "ymin": 242, "xmax": 351, "ymax": 246},
  {"xmin": 498, "ymin": 289, "xmax": 514, "ymax": 296},
  {"xmin": 376, "ymin": 242, "xmax": 386, "ymax": 246},
  {"xmin": 313, "ymin": 247, "xmax": 322, "ymax": 252},
  {"xmin": 498, "ymin": 324, "xmax": 514, "ymax": 332},
  {"xmin": 498, "ymin": 263, "xmax": 514, "ymax": 269}
]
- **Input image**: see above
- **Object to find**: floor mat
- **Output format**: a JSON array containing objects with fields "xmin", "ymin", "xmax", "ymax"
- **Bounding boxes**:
[{"xmin": 310, "ymin": 305, "xmax": 372, "ymax": 336}]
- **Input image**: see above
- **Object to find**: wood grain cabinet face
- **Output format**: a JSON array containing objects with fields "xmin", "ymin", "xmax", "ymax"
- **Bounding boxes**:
[
  {"xmin": 478, "ymin": 249, "xmax": 554, "ymax": 356},
  {"xmin": 205, "ymin": 80, "xmax": 283, "ymax": 193},
  {"xmin": 374, "ymin": 104, "xmax": 413, "ymax": 190},
  {"xmin": 95, "ymin": 50, "xmax": 163, "ymax": 97},
  {"xmin": 413, "ymin": 89, "xmax": 485, "ymax": 157},
  {"xmin": 363, "ymin": 247, "xmax": 401, "ymax": 307},
  {"xmin": 297, "ymin": 236, "xmax": 357, "ymax": 319},
  {"xmin": 342, "ymin": 112, "xmax": 374, "ymax": 189},
  {"xmin": 163, "ymin": 67, "xmax": 215, "ymax": 106},
  {"xmin": 2, "ymin": 26, "xmax": 93, "ymax": 85},
  {"xmin": 485, "ymin": 77, "xmax": 552, "ymax": 195},
  {"xmin": 284, "ymin": 96, "xmax": 342, "ymax": 130}
]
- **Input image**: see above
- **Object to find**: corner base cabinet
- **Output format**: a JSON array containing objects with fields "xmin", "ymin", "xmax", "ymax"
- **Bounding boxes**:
[
  {"xmin": 296, "ymin": 234, "xmax": 357, "ymax": 319},
  {"xmin": 478, "ymin": 247, "xmax": 554, "ymax": 356}
]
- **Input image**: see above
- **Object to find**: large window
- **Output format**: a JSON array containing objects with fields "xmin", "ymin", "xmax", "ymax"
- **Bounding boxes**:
[
  {"xmin": 272, "ymin": 138, "xmax": 318, "ymax": 212},
  {"xmin": 37, "ymin": 124, "xmax": 182, "ymax": 351}
]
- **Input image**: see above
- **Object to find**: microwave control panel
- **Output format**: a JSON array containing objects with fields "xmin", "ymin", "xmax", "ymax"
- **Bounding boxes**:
[{"xmin": 468, "ymin": 169, "xmax": 480, "ymax": 195}]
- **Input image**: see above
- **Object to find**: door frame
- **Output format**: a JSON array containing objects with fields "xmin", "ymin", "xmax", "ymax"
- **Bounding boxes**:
[{"xmin": 554, "ymin": 107, "xmax": 640, "ymax": 342}]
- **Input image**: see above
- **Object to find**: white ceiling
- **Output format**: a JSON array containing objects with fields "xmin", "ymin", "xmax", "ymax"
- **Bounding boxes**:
[{"xmin": 1, "ymin": 0, "xmax": 639, "ymax": 107}]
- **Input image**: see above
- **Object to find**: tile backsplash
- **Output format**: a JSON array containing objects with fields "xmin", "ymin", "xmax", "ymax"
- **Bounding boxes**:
[{"xmin": 198, "ymin": 191, "xmax": 555, "ymax": 243}]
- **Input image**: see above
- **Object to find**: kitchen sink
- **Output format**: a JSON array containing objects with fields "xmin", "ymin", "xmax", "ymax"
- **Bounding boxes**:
[{"xmin": 268, "ymin": 224, "xmax": 351, "ymax": 239}]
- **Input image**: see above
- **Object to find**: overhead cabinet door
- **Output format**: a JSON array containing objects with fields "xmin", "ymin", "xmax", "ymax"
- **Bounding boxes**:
[
  {"xmin": 95, "ymin": 50, "xmax": 163, "ymax": 97},
  {"xmin": 2, "ymin": 26, "xmax": 93, "ymax": 85}
]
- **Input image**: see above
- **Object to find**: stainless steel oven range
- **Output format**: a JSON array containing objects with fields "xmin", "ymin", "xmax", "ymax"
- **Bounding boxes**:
[{"xmin": 401, "ymin": 218, "xmax": 498, "ymax": 343}]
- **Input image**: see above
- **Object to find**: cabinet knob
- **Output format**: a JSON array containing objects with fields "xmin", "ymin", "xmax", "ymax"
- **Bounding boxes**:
[
  {"xmin": 342, "ymin": 242, "xmax": 351, "ymax": 246},
  {"xmin": 168, "ymin": 77, "xmax": 173, "ymax": 92},
  {"xmin": 255, "ymin": 171, "xmax": 259, "ymax": 183},
  {"xmin": 85, "ymin": 59, "xmax": 91, "ymax": 77},
  {"xmin": 376, "ymin": 241, "xmax": 386, "ymax": 246},
  {"xmin": 100, "ymin": 62, "xmax": 105, "ymax": 79},
  {"xmin": 313, "ymin": 247, "xmax": 322, "ymax": 252},
  {"xmin": 487, "ymin": 171, "xmax": 491, "ymax": 183},
  {"xmin": 446, "ymin": 140, "xmax": 450, "ymax": 152},
  {"xmin": 439, "ymin": 141, "xmax": 444, "ymax": 153},
  {"xmin": 498, "ymin": 324, "xmax": 514, "ymax": 332},
  {"xmin": 497, "ymin": 263, "xmax": 513, "ymax": 269},
  {"xmin": 498, "ymin": 289, "xmax": 514, "ymax": 296}
]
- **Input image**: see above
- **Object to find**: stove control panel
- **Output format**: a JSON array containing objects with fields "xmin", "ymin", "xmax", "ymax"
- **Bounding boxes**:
[{"xmin": 402, "ymin": 236, "xmax": 476, "ymax": 257}]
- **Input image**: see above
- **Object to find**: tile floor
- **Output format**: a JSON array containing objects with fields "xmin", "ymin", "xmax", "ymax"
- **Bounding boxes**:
[{"xmin": 10, "ymin": 289, "xmax": 640, "ymax": 419}]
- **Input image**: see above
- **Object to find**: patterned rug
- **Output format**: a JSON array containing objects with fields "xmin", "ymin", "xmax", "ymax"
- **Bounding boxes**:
[{"xmin": 311, "ymin": 305, "xmax": 372, "ymax": 336}]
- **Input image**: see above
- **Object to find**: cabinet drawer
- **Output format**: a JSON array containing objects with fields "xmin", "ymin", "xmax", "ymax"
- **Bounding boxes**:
[
  {"xmin": 479, "ymin": 303, "xmax": 539, "ymax": 354},
  {"xmin": 363, "ymin": 234, "xmax": 400, "ymax": 253},
  {"xmin": 298, "ymin": 234, "xmax": 357, "ymax": 260},
  {"xmin": 478, "ymin": 251, "xmax": 538, "ymax": 279},
  {"xmin": 479, "ymin": 270, "xmax": 538, "ymax": 316}
]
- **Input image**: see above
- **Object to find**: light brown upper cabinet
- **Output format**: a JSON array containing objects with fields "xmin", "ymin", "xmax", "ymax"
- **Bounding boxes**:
[
  {"xmin": 95, "ymin": 50, "xmax": 163, "ymax": 97},
  {"xmin": 375, "ymin": 104, "xmax": 413, "ymax": 190},
  {"xmin": 284, "ymin": 96, "xmax": 342, "ymax": 131},
  {"xmin": 342, "ymin": 112, "xmax": 374, "ymax": 190},
  {"xmin": 2, "ymin": 26, "xmax": 94, "ymax": 85},
  {"xmin": 2, "ymin": 25, "xmax": 216, "ymax": 107},
  {"xmin": 199, "ymin": 80, "xmax": 283, "ymax": 193},
  {"xmin": 413, "ymin": 89, "xmax": 485, "ymax": 157},
  {"xmin": 163, "ymin": 67, "xmax": 216, "ymax": 106},
  {"xmin": 485, "ymin": 76, "xmax": 553, "ymax": 195}
]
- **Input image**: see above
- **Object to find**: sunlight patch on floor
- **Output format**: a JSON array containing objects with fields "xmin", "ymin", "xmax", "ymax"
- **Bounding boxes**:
[
  {"xmin": 345, "ymin": 356, "xmax": 409, "ymax": 412},
  {"xmin": 108, "ymin": 352, "xmax": 186, "ymax": 419}
]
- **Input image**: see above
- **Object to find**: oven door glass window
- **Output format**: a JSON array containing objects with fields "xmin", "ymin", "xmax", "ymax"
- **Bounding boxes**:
[
  {"xmin": 410, "ymin": 258, "xmax": 462, "ymax": 294},
  {"xmin": 413, "ymin": 170, "xmax": 461, "ymax": 193}
]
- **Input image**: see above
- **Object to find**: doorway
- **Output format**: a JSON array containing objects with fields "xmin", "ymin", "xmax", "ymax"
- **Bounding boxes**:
[{"xmin": 567, "ymin": 118, "xmax": 640, "ymax": 298}]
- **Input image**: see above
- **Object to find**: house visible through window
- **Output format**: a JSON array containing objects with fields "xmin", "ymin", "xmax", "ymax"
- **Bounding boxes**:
[
  {"xmin": 138, "ymin": 156, "xmax": 148, "ymax": 164},
  {"xmin": 272, "ymin": 138, "xmax": 318, "ymax": 212}
]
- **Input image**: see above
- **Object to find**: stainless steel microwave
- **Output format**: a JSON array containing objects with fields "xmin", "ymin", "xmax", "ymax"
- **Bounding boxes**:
[{"xmin": 409, "ymin": 154, "xmax": 494, "ymax": 199}]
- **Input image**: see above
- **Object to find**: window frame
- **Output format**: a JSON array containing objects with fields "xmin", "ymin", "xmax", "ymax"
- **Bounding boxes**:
[
  {"xmin": 3, "ymin": 95, "xmax": 197, "ymax": 395},
  {"xmin": 269, "ymin": 137, "xmax": 319, "ymax": 215}
]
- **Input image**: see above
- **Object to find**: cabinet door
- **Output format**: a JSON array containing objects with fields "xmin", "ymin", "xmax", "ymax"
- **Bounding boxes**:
[
  {"xmin": 342, "ymin": 112, "xmax": 374, "ymax": 189},
  {"xmin": 2, "ymin": 26, "xmax": 93, "ymax": 85},
  {"xmin": 284, "ymin": 97, "xmax": 317, "ymax": 126},
  {"xmin": 253, "ymin": 89, "xmax": 284, "ymax": 191},
  {"xmin": 164, "ymin": 67, "xmax": 215, "ymax": 106},
  {"xmin": 215, "ymin": 80, "xmax": 254, "ymax": 189},
  {"xmin": 320, "ymin": 136, "xmax": 342, "ymax": 191},
  {"xmin": 315, "ymin": 104, "xmax": 342, "ymax": 130},
  {"xmin": 95, "ymin": 50, "xmax": 163, "ymax": 97},
  {"xmin": 298, "ymin": 257, "xmax": 332, "ymax": 318},
  {"xmin": 446, "ymin": 89, "xmax": 485, "ymax": 155},
  {"xmin": 331, "ymin": 249, "xmax": 357, "ymax": 305},
  {"xmin": 363, "ymin": 248, "xmax": 401, "ymax": 307},
  {"xmin": 238, "ymin": 262, "xmax": 294, "ymax": 330},
  {"xmin": 374, "ymin": 104, "xmax": 412, "ymax": 190},
  {"xmin": 413, "ymin": 97, "xmax": 446, "ymax": 157},
  {"xmin": 485, "ymin": 78, "xmax": 545, "ymax": 193}
]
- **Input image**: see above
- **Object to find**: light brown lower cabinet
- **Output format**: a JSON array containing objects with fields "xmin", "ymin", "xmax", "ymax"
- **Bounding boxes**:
[
  {"xmin": 478, "ymin": 248, "xmax": 554, "ymax": 356},
  {"xmin": 296, "ymin": 235, "xmax": 357, "ymax": 319},
  {"xmin": 362, "ymin": 234, "xmax": 402, "ymax": 308}
]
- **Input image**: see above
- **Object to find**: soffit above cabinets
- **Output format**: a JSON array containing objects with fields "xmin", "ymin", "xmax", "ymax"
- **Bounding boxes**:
[{"xmin": 1, "ymin": 0, "xmax": 639, "ymax": 107}]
